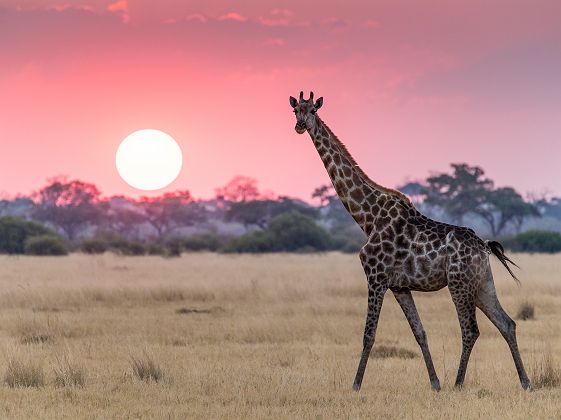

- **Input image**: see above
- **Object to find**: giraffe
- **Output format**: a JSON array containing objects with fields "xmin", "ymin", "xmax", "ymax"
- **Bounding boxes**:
[{"xmin": 289, "ymin": 91, "xmax": 532, "ymax": 391}]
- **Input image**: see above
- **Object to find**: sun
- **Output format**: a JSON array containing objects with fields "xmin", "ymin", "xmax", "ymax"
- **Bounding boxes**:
[{"xmin": 116, "ymin": 129, "xmax": 183, "ymax": 191}]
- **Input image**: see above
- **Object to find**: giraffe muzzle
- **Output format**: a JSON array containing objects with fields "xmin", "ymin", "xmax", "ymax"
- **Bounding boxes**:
[{"xmin": 295, "ymin": 122, "xmax": 307, "ymax": 134}]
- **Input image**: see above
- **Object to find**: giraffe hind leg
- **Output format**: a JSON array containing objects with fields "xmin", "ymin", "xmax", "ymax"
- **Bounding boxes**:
[
  {"xmin": 393, "ymin": 290, "xmax": 441, "ymax": 391},
  {"xmin": 448, "ymin": 273, "xmax": 480, "ymax": 388},
  {"xmin": 477, "ymin": 270, "xmax": 532, "ymax": 390}
]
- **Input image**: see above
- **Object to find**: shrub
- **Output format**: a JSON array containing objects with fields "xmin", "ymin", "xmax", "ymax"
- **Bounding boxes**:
[
  {"xmin": 224, "ymin": 212, "xmax": 333, "ymax": 253},
  {"xmin": 147, "ymin": 244, "xmax": 165, "ymax": 255},
  {"xmin": 516, "ymin": 302, "xmax": 535, "ymax": 320},
  {"xmin": 183, "ymin": 233, "xmax": 231, "ymax": 252},
  {"xmin": 80, "ymin": 238, "xmax": 108, "ymax": 254},
  {"xmin": 117, "ymin": 241, "xmax": 146, "ymax": 256},
  {"xmin": 24, "ymin": 235, "xmax": 68, "ymax": 256},
  {"xmin": 164, "ymin": 237, "xmax": 183, "ymax": 257},
  {"xmin": 223, "ymin": 231, "xmax": 276, "ymax": 253},
  {"xmin": 503, "ymin": 230, "xmax": 561, "ymax": 253},
  {"xmin": 0, "ymin": 216, "xmax": 54, "ymax": 254}
]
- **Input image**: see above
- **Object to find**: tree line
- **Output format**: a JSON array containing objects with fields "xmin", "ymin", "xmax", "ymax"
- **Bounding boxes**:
[{"xmin": 1, "ymin": 164, "xmax": 561, "ymax": 255}]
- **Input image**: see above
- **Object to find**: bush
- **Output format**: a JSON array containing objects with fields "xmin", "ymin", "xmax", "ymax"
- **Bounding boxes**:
[
  {"xmin": 224, "ymin": 212, "xmax": 333, "ymax": 253},
  {"xmin": 0, "ymin": 216, "xmax": 55, "ymax": 254},
  {"xmin": 183, "ymin": 233, "xmax": 231, "ymax": 252},
  {"xmin": 80, "ymin": 238, "xmax": 108, "ymax": 254},
  {"xmin": 503, "ymin": 230, "xmax": 561, "ymax": 253},
  {"xmin": 516, "ymin": 302, "xmax": 535, "ymax": 320},
  {"xmin": 117, "ymin": 241, "xmax": 146, "ymax": 256},
  {"xmin": 24, "ymin": 235, "xmax": 68, "ymax": 256},
  {"xmin": 223, "ymin": 231, "xmax": 276, "ymax": 253},
  {"xmin": 80, "ymin": 231, "xmax": 146, "ymax": 256}
]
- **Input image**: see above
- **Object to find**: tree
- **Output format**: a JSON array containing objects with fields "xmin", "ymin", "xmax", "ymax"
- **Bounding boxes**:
[
  {"xmin": 477, "ymin": 187, "xmax": 540, "ymax": 236},
  {"xmin": 138, "ymin": 191, "xmax": 206, "ymax": 240},
  {"xmin": 215, "ymin": 176, "xmax": 260, "ymax": 202},
  {"xmin": 224, "ymin": 197, "xmax": 318, "ymax": 230},
  {"xmin": 398, "ymin": 181, "xmax": 425, "ymax": 204},
  {"xmin": 33, "ymin": 177, "xmax": 102, "ymax": 240},
  {"xmin": 422, "ymin": 163, "xmax": 493, "ymax": 225},
  {"xmin": 312, "ymin": 184, "xmax": 335, "ymax": 207}
]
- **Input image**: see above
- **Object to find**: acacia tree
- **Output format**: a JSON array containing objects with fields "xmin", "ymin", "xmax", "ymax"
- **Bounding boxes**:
[
  {"xmin": 312, "ymin": 184, "xmax": 335, "ymax": 207},
  {"xmin": 215, "ymin": 176, "xmax": 261, "ymax": 202},
  {"xmin": 33, "ymin": 177, "xmax": 102, "ymax": 240},
  {"xmin": 138, "ymin": 190, "xmax": 206, "ymax": 240},
  {"xmin": 477, "ymin": 187, "xmax": 540, "ymax": 236},
  {"xmin": 423, "ymin": 163, "xmax": 494, "ymax": 225}
]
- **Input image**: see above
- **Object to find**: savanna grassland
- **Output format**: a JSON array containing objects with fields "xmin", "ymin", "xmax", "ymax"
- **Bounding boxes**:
[{"xmin": 0, "ymin": 253, "xmax": 559, "ymax": 419}]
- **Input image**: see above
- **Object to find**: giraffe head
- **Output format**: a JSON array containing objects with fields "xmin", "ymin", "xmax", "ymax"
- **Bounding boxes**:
[{"xmin": 289, "ymin": 91, "xmax": 323, "ymax": 134}]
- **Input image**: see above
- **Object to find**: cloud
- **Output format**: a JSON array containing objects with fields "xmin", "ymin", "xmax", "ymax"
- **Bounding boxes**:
[
  {"xmin": 164, "ymin": 13, "xmax": 207, "ymax": 25},
  {"xmin": 259, "ymin": 9, "xmax": 293, "ymax": 26},
  {"xmin": 48, "ymin": 4, "xmax": 94, "ymax": 13},
  {"xmin": 107, "ymin": 0, "xmax": 129, "ymax": 23},
  {"xmin": 218, "ymin": 12, "xmax": 247, "ymax": 23}
]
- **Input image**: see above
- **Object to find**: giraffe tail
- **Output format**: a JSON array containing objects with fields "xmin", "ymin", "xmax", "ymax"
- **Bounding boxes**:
[{"xmin": 487, "ymin": 240, "xmax": 520, "ymax": 284}]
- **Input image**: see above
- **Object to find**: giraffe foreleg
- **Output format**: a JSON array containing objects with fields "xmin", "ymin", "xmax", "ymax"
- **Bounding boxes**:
[
  {"xmin": 352, "ymin": 281, "xmax": 387, "ymax": 391},
  {"xmin": 393, "ymin": 290, "xmax": 441, "ymax": 391}
]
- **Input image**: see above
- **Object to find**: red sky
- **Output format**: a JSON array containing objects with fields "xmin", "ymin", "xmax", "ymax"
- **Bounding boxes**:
[{"xmin": 1, "ymin": 0, "xmax": 560, "ymax": 201}]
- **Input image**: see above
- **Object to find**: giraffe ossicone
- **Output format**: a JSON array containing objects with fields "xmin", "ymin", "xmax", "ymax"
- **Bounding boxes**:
[{"xmin": 289, "ymin": 91, "xmax": 532, "ymax": 391}]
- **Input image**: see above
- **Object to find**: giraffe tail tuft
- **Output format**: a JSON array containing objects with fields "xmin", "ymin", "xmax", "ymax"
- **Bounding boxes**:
[{"xmin": 487, "ymin": 240, "xmax": 520, "ymax": 284}]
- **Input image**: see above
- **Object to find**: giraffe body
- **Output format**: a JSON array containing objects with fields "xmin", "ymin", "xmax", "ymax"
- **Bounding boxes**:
[{"xmin": 289, "ymin": 91, "xmax": 532, "ymax": 391}]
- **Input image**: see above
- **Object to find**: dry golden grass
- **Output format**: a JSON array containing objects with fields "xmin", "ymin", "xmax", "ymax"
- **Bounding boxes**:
[{"xmin": 0, "ymin": 252, "xmax": 559, "ymax": 418}]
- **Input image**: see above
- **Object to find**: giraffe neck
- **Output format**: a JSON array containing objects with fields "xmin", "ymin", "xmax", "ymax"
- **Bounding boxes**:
[{"xmin": 309, "ymin": 116, "xmax": 412, "ymax": 234}]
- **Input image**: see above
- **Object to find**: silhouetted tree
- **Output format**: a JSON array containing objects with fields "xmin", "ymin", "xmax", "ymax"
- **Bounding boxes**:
[
  {"xmin": 312, "ymin": 184, "xmax": 335, "ymax": 207},
  {"xmin": 33, "ymin": 177, "xmax": 102, "ymax": 240},
  {"xmin": 139, "ymin": 191, "xmax": 206, "ymax": 240},
  {"xmin": 215, "ymin": 176, "xmax": 260, "ymax": 202},
  {"xmin": 398, "ymin": 181, "xmax": 425, "ymax": 204},
  {"xmin": 477, "ymin": 187, "xmax": 540, "ymax": 236},
  {"xmin": 422, "ymin": 163, "xmax": 493, "ymax": 225}
]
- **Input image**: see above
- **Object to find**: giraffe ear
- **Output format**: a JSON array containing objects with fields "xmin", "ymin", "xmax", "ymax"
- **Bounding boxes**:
[
  {"xmin": 289, "ymin": 96, "xmax": 298, "ymax": 108},
  {"xmin": 314, "ymin": 97, "xmax": 323, "ymax": 110}
]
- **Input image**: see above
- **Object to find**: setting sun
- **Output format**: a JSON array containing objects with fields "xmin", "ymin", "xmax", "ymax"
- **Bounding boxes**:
[{"xmin": 115, "ymin": 129, "xmax": 183, "ymax": 191}]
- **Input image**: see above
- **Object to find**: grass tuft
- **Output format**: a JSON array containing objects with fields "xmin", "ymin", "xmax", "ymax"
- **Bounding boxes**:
[
  {"xmin": 516, "ymin": 302, "xmax": 535, "ymax": 320},
  {"xmin": 476, "ymin": 388, "xmax": 493, "ymax": 398},
  {"xmin": 532, "ymin": 353, "xmax": 561, "ymax": 389},
  {"xmin": 130, "ymin": 352, "xmax": 164, "ymax": 383},
  {"xmin": 4, "ymin": 355, "xmax": 45, "ymax": 388},
  {"xmin": 371, "ymin": 345, "xmax": 417, "ymax": 359},
  {"xmin": 54, "ymin": 355, "xmax": 87, "ymax": 388}
]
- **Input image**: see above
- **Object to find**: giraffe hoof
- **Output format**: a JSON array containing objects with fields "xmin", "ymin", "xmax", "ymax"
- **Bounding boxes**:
[
  {"xmin": 431, "ymin": 381, "xmax": 441, "ymax": 392},
  {"xmin": 522, "ymin": 381, "xmax": 534, "ymax": 392},
  {"xmin": 352, "ymin": 382, "xmax": 361, "ymax": 392}
]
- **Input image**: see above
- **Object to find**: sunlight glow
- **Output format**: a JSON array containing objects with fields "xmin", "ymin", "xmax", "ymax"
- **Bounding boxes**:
[{"xmin": 116, "ymin": 129, "xmax": 183, "ymax": 191}]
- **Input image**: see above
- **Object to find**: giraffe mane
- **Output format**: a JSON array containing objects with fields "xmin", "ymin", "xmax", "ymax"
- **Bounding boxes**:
[{"xmin": 317, "ymin": 117, "xmax": 413, "ymax": 206}]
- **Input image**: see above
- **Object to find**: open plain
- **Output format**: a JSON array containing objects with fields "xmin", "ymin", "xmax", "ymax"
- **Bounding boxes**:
[{"xmin": 0, "ymin": 252, "xmax": 559, "ymax": 419}]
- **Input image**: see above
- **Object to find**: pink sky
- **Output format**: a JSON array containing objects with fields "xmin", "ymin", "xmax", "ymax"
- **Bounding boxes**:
[{"xmin": 1, "ymin": 0, "xmax": 560, "ymax": 200}]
